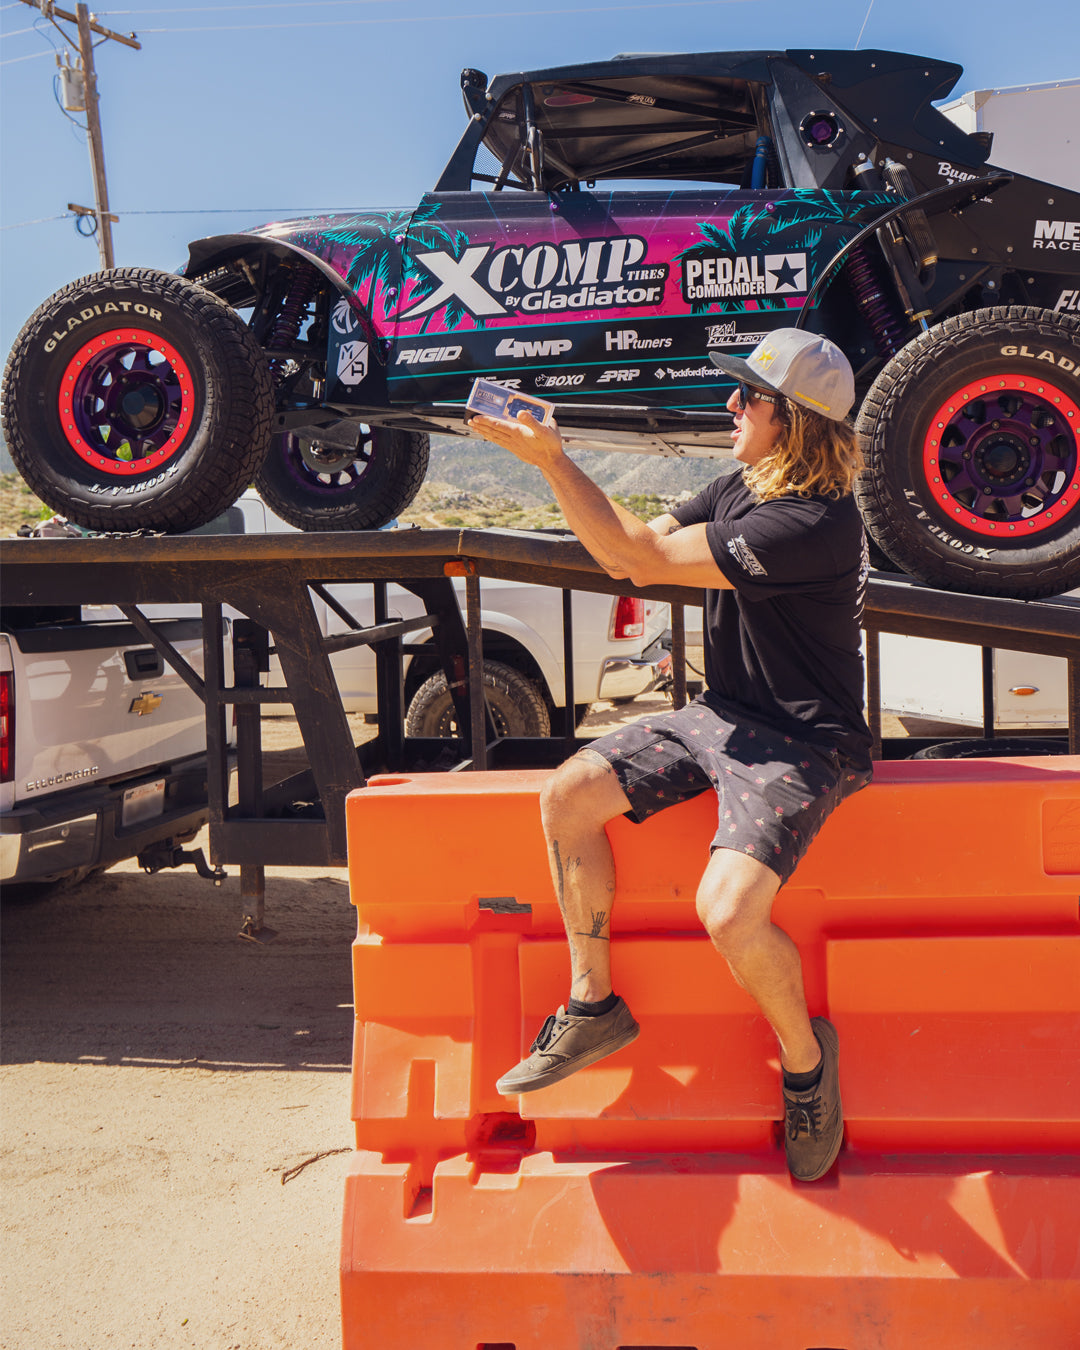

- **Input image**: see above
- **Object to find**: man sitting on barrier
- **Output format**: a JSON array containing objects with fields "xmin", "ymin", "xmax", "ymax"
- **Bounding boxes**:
[{"xmin": 469, "ymin": 328, "xmax": 873, "ymax": 1182}]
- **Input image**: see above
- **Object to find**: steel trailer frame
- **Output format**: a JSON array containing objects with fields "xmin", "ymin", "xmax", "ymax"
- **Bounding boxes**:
[{"xmin": 1, "ymin": 528, "xmax": 1076, "ymax": 934}]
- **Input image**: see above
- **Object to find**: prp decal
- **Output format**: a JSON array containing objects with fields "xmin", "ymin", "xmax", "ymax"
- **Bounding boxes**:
[{"xmin": 336, "ymin": 340, "xmax": 370, "ymax": 385}]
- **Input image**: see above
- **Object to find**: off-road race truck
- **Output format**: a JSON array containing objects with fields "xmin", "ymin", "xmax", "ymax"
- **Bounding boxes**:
[{"xmin": 3, "ymin": 48, "xmax": 1078, "ymax": 598}]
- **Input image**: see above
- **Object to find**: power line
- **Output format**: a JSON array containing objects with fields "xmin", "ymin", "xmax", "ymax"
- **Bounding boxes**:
[
  {"xmin": 3, "ymin": 207, "xmax": 361, "ymax": 229},
  {"xmin": 128, "ymin": 0, "xmax": 757, "ymax": 33},
  {"xmin": 854, "ymin": 0, "xmax": 876, "ymax": 49}
]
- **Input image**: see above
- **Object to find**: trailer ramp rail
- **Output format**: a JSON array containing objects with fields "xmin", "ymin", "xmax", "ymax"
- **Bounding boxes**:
[{"xmin": 1, "ymin": 528, "xmax": 1076, "ymax": 933}]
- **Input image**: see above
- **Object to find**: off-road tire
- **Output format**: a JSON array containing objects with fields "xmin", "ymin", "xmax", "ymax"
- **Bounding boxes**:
[
  {"xmin": 1, "ymin": 268, "xmax": 274, "ymax": 533},
  {"xmin": 855, "ymin": 307, "xmax": 1080, "ymax": 599},
  {"xmin": 405, "ymin": 659, "xmax": 551, "ymax": 738},
  {"xmin": 254, "ymin": 423, "xmax": 429, "ymax": 531}
]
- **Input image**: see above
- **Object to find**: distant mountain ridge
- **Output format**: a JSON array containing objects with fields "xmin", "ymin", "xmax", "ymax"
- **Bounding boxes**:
[{"xmin": 427, "ymin": 433, "xmax": 735, "ymax": 507}]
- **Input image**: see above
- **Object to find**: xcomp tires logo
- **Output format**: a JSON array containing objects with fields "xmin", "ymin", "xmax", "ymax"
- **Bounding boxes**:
[{"xmin": 400, "ymin": 237, "xmax": 666, "ymax": 320}]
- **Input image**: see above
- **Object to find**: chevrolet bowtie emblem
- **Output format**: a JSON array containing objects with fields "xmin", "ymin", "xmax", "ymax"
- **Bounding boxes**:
[{"xmin": 129, "ymin": 691, "xmax": 163, "ymax": 716}]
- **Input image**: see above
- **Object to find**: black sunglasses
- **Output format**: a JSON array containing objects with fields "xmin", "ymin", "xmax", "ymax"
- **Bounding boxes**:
[{"xmin": 737, "ymin": 381, "xmax": 783, "ymax": 410}]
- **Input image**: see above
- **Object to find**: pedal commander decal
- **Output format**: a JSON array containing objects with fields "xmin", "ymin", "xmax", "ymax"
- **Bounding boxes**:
[{"xmin": 681, "ymin": 253, "xmax": 807, "ymax": 303}]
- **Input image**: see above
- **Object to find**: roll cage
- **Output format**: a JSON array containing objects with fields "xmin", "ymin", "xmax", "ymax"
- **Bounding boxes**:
[{"xmin": 434, "ymin": 49, "xmax": 992, "ymax": 196}]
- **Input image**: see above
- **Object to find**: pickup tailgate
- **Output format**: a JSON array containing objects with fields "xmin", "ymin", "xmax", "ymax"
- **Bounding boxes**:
[{"xmin": 3, "ymin": 617, "xmax": 217, "ymax": 806}]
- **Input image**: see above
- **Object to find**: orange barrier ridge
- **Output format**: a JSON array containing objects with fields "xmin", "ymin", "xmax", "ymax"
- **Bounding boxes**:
[
  {"xmin": 342, "ymin": 759, "xmax": 1080, "ymax": 1347},
  {"xmin": 340, "ymin": 1150, "xmax": 1080, "ymax": 1350}
]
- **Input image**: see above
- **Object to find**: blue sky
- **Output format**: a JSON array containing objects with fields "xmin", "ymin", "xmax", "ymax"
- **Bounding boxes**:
[{"xmin": 1, "ymin": 0, "xmax": 1078, "ymax": 362}]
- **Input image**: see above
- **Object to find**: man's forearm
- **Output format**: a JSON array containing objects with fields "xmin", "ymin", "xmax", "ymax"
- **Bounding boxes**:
[{"xmin": 540, "ymin": 454, "xmax": 656, "ymax": 578}]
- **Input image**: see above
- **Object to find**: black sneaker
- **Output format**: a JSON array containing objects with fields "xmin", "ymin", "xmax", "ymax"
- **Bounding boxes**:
[
  {"xmin": 496, "ymin": 997, "xmax": 640, "ymax": 1094},
  {"xmin": 783, "ymin": 1016, "xmax": 843, "ymax": 1182}
]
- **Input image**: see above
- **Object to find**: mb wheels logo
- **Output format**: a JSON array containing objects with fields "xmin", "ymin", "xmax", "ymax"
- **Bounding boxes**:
[
  {"xmin": 682, "ymin": 253, "xmax": 807, "ymax": 302},
  {"xmin": 401, "ymin": 236, "xmax": 666, "ymax": 321}
]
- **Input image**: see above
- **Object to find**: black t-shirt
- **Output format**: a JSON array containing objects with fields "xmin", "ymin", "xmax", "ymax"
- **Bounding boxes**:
[{"xmin": 671, "ymin": 469, "xmax": 872, "ymax": 765}]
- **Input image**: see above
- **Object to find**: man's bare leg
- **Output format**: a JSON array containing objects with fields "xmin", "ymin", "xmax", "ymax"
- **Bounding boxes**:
[
  {"xmin": 539, "ymin": 749, "xmax": 633, "ymax": 1001},
  {"xmin": 495, "ymin": 751, "xmax": 639, "ymax": 1095},
  {"xmin": 695, "ymin": 848, "xmax": 820, "ymax": 1073}
]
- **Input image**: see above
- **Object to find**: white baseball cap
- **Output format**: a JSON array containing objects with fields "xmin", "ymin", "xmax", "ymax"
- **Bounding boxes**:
[{"xmin": 709, "ymin": 328, "xmax": 856, "ymax": 421}]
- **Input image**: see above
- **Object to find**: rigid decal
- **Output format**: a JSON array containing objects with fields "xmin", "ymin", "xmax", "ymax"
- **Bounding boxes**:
[
  {"xmin": 395, "ymin": 345, "xmax": 462, "ymax": 366},
  {"xmin": 682, "ymin": 252, "xmax": 807, "ymax": 302},
  {"xmin": 1033, "ymin": 220, "xmax": 1080, "ymax": 251},
  {"xmin": 44, "ymin": 303, "xmax": 163, "ymax": 352},
  {"xmin": 400, "ymin": 236, "xmax": 665, "ymax": 321},
  {"xmin": 336, "ymin": 340, "xmax": 369, "ymax": 385}
]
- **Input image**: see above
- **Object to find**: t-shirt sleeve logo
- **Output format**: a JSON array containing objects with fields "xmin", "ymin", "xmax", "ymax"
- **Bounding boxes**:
[{"xmin": 727, "ymin": 533, "xmax": 768, "ymax": 577}]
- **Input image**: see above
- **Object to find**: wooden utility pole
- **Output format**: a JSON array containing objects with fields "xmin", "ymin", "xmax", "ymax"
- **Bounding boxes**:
[{"xmin": 21, "ymin": 0, "xmax": 140, "ymax": 268}]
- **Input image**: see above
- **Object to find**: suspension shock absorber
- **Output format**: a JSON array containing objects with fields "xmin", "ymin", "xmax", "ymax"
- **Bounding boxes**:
[
  {"xmin": 844, "ymin": 244, "xmax": 905, "ymax": 360},
  {"xmin": 267, "ymin": 265, "xmax": 318, "ymax": 385},
  {"xmin": 845, "ymin": 160, "xmax": 906, "ymax": 360}
]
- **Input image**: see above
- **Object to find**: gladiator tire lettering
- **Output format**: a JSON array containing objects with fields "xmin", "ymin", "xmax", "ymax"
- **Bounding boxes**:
[
  {"xmin": 855, "ymin": 305, "xmax": 1080, "ymax": 600},
  {"xmin": 1, "ymin": 268, "xmax": 274, "ymax": 534}
]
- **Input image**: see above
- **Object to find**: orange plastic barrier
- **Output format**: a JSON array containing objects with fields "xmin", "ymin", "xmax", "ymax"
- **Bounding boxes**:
[
  {"xmin": 342, "ymin": 757, "xmax": 1080, "ymax": 1347},
  {"xmin": 341, "ymin": 1150, "xmax": 1080, "ymax": 1350}
]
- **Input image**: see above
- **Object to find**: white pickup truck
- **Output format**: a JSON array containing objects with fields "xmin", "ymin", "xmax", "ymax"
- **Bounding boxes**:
[
  {"xmin": 0, "ymin": 602, "xmax": 232, "ymax": 891},
  {"xmin": 192, "ymin": 492, "xmax": 672, "ymax": 735}
]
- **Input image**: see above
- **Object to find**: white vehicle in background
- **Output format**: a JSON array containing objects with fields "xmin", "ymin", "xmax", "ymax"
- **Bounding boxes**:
[
  {"xmin": 1, "ymin": 602, "xmax": 232, "ymax": 891},
  {"xmin": 193, "ymin": 492, "xmax": 672, "ymax": 736}
]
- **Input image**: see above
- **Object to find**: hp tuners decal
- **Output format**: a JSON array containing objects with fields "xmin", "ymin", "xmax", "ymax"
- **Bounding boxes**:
[{"xmin": 400, "ymin": 236, "xmax": 667, "ymax": 321}]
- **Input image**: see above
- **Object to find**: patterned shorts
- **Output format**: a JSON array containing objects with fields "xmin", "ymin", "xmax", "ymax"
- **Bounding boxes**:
[{"xmin": 583, "ymin": 696, "xmax": 872, "ymax": 885}]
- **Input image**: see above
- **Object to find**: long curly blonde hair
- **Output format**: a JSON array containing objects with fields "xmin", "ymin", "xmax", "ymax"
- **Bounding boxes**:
[{"xmin": 742, "ymin": 398, "xmax": 863, "ymax": 502}]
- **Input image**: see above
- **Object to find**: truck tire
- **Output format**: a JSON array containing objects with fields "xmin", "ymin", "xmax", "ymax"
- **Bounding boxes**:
[
  {"xmin": 1, "ymin": 268, "xmax": 274, "ymax": 533},
  {"xmin": 254, "ymin": 422, "xmax": 429, "ymax": 531},
  {"xmin": 405, "ymin": 659, "xmax": 552, "ymax": 738},
  {"xmin": 854, "ymin": 306, "xmax": 1080, "ymax": 599}
]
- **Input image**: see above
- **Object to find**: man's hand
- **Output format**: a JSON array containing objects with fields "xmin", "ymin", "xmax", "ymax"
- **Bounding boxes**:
[{"xmin": 468, "ymin": 411, "xmax": 565, "ymax": 470}]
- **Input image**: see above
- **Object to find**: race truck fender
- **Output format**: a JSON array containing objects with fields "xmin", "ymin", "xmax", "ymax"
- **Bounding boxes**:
[{"xmin": 184, "ymin": 230, "xmax": 400, "ymax": 407}]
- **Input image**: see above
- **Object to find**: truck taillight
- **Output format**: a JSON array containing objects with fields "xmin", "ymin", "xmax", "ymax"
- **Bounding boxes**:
[
  {"xmin": 611, "ymin": 595, "xmax": 645, "ymax": 640},
  {"xmin": 0, "ymin": 671, "xmax": 13, "ymax": 783}
]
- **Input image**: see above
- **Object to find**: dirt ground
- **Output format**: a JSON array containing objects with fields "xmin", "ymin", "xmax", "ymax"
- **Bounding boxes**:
[{"xmin": 1, "ymin": 697, "xmax": 932, "ymax": 1350}]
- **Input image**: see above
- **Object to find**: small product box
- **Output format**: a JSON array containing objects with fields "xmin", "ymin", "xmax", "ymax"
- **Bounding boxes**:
[{"xmin": 466, "ymin": 378, "xmax": 555, "ymax": 426}]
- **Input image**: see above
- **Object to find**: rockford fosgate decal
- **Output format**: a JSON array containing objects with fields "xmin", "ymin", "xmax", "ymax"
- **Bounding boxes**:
[
  {"xmin": 682, "ymin": 253, "xmax": 807, "ymax": 302},
  {"xmin": 401, "ymin": 237, "xmax": 666, "ymax": 320},
  {"xmin": 654, "ymin": 364, "xmax": 715, "ymax": 380},
  {"xmin": 1033, "ymin": 220, "xmax": 1080, "ymax": 251}
]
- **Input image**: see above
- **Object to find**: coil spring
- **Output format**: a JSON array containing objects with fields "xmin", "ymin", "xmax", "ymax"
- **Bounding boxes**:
[
  {"xmin": 268, "ymin": 266, "xmax": 318, "ymax": 383},
  {"xmin": 844, "ymin": 245, "xmax": 904, "ymax": 360}
]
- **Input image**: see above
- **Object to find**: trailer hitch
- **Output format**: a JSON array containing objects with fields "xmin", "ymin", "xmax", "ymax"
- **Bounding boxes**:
[{"xmin": 137, "ymin": 842, "xmax": 227, "ymax": 884}]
